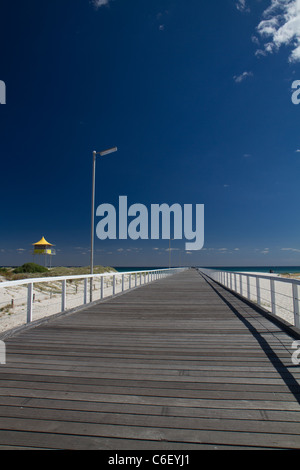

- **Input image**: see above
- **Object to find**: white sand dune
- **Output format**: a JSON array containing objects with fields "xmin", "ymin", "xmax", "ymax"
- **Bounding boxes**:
[
  {"xmin": 0, "ymin": 272, "xmax": 139, "ymax": 334},
  {"xmin": 218, "ymin": 271, "xmax": 299, "ymax": 326}
]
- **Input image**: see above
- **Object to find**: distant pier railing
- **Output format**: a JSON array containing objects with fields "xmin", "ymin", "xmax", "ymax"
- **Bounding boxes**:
[
  {"xmin": 0, "ymin": 268, "xmax": 187, "ymax": 334},
  {"xmin": 198, "ymin": 268, "xmax": 300, "ymax": 329}
]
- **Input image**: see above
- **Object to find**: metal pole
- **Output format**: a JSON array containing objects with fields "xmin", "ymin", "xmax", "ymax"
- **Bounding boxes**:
[{"xmin": 90, "ymin": 151, "xmax": 96, "ymax": 302}]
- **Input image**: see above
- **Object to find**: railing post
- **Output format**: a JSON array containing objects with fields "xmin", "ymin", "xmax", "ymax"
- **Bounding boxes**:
[
  {"xmin": 247, "ymin": 276, "xmax": 250, "ymax": 300},
  {"xmin": 61, "ymin": 279, "xmax": 66, "ymax": 312},
  {"xmin": 292, "ymin": 283, "xmax": 300, "ymax": 328},
  {"xmin": 84, "ymin": 278, "xmax": 88, "ymax": 304},
  {"xmin": 113, "ymin": 275, "xmax": 116, "ymax": 295},
  {"xmin": 270, "ymin": 279, "xmax": 276, "ymax": 316},
  {"xmin": 101, "ymin": 277, "xmax": 104, "ymax": 300},
  {"xmin": 240, "ymin": 274, "xmax": 243, "ymax": 296},
  {"xmin": 90, "ymin": 277, "xmax": 93, "ymax": 303},
  {"xmin": 129, "ymin": 274, "xmax": 132, "ymax": 289},
  {"xmin": 122, "ymin": 274, "xmax": 124, "ymax": 292},
  {"xmin": 256, "ymin": 277, "xmax": 261, "ymax": 305},
  {"xmin": 27, "ymin": 283, "xmax": 33, "ymax": 324}
]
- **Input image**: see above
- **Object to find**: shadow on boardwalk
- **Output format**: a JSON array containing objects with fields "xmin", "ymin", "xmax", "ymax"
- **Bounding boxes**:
[{"xmin": 201, "ymin": 272, "xmax": 300, "ymax": 405}]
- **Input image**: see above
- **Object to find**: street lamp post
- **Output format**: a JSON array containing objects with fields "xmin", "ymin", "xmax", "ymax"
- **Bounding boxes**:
[{"xmin": 90, "ymin": 147, "xmax": 118, "ymax": 301}]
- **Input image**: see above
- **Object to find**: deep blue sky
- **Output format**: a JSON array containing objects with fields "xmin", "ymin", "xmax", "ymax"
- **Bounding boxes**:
[{"xmin": 1, "ymin": 0, "xmax": 300, "ymax": 267}]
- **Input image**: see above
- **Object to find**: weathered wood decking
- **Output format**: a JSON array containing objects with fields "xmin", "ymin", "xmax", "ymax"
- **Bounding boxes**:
[{"xmin": 0, "ymin": 268, "xmax": 300, "ymax": 450}]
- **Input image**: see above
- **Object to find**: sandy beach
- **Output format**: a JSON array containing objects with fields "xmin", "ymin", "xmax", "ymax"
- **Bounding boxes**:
[
  {"xmin": 0, "ymin": 272, "xmax": 142, "ymax": 334},
  {"xmin": 221, "ymin": 271, "xmax": 299, "ymax": 326}
]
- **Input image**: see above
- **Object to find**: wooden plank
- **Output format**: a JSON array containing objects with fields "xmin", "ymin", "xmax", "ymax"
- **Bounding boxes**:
[
  {"xmin": 0, "ymin": 416, "xmax": 299, "ymax": 449},
  {"xmin": 2, "ymin": 405, "xmax": 300, "ymax": 436},
  {"xmin": 0, "ymin": 379, "xmax": 298, "ymax": 401},
  {"xmin": 1, "ymin": 386, "xmax": 300, "ymax": 411},
  {"xmin": 0, "ymin": 430, "xmax": 249, "ymax": 450},
  {"xmin": 1, "ymin": 395, "xmax": 300, "ymax": 423},
  {"xmin": 1, "ymin": 369, "xmax": 299, "ymax": 389}
]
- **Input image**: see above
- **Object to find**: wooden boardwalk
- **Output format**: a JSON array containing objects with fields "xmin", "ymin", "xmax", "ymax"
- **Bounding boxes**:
[{"xmin": 0, "ymin": 268, "xmax": 300, "ymax": 450}]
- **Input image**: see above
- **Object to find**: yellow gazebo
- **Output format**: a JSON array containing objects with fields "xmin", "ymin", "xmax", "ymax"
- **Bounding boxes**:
[{"xmin": 32, "ymin": 236, "xmax": 56, "ymax": 267}]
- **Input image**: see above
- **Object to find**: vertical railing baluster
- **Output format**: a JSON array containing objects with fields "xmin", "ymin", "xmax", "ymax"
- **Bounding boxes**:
[
  {"xmin": 292, "ymin": 283, "xmax": 300, "ymax": 328},
  {"xmin": 61, "ymin": 279, "xmax": 66, "ymax": 311},
  {"xmin": 256, "ymin": 277, "xmax": 261, "ymax": 305},
  {"xmin": 247, "ymin": 276, "xmax": 250, "ymax": 300},
  {"xmin": 84, "ymin": 278, "xmax": 88, "ymax": 304},
  {"xmin": 101, "ymin": 277, "xmax": 104, "ymax": 299},
  {"xmin": 270, "ymin": 279, "xmax": 276, "ymax": 316},
  {"xmin": 27, "ymin": 283, "xmax": 33, "ymax": 324},
  {"xmin": 113, "ymin": 275, "xmax": 116, "ymax": 295}
]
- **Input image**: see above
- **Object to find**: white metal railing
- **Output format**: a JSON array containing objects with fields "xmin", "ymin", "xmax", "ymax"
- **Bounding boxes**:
[
  {"xmin": 198, "ymin": 268, "xmax": 300, "ymax": 329},
  {"xmin": 0, "ymin": 268, "xmax": 187, "ymax": 333}
]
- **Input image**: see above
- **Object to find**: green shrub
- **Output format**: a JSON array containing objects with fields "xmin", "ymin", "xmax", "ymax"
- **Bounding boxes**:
[{"xmin": 13, "ymin": 263, "xmax": 49, "ymax": 274}]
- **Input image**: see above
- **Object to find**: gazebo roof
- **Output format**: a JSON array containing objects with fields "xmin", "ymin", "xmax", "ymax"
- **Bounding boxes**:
[{"xmin": 33, "ymin": 236, "xmax": 54, "ymax": 246}]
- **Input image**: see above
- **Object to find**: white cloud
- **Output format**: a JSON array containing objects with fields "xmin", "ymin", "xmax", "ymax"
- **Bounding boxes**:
[
  {"xmin": 281, "ymin": 247, "xmax": 300, "ymax": 252},
  {"xmin": 236, "ymin": 0, "xmax": 250, "ymax": 12},
  {"xmin": 92, "ymin": 0, "xmax": 111, "ymax": 9},
  {"xmin": 233, "ymin": 71, "xmax": 253, "ymax": 83},
  {"xmin": 251, "ymin": 34, "xmax": 260, "ymax": 45},
  {"xmin": 255, "ymin": 0, "xmax": 300, "ymax": 62}
]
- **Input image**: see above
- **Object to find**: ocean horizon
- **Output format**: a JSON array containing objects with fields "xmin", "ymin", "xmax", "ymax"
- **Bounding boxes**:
[
  {"xmin": 2, "ymin": 265, "xmax": 299, "ymax": 275},
  {"xmin": 113, "ymin": 266, "xmax": 300, "ymax": 274}
]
